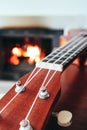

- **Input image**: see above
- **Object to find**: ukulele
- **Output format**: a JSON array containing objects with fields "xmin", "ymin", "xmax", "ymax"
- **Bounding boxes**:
[{"xmin": 0, "ymin": 30, "xmax": 87, "ymax": 130}]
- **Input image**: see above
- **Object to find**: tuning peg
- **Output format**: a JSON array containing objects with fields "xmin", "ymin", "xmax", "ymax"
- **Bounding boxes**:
[
  {"xmin": 38, "ymin": 86, "xmax": 50, "ymax": 99},
  {"xmin": 52, "ymin": 110, "xmax": 72, "ymax": 127},
  {"xmin": 15, "ymin": 80, "xmax": 25, "ymax": 93},
  {"xmin": 19, "ymin": 119, "xmax": 33, "ymax": 130}
]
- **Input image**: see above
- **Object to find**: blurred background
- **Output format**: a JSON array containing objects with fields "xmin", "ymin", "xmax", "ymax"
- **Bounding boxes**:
[
  {"xmin": 0, "ymin": 0, "xmax": 87, "ymax": 98},
  {"xmin": 0, "ymin": 0, "xmax": 87, "ymax": 30}
]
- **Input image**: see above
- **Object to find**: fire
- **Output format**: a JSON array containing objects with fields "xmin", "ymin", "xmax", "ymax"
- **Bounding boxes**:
[
  {"xmin": 10, "ymin": 55, "xmax": 20, "ymax": 65},
  {"xmin": 26, "ymin": 45, "xmax": 41, "ymax": 64},
  {"xmin": 12, "ymin": 47, "xmax": 22, "ymax": 57},
  {"xmin": 9, "ymin": 44, "xmax": 45, "ymax": 65}
]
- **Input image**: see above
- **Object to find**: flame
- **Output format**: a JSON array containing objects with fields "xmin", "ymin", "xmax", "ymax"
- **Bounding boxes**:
[
  {"xmin": 9, "ymin": 55, "xmax": 20, "ymax": 65},
  {"xmin": 12, "ymin": 47, "xmax": 22, "ymax": 57},
  {"xmin": 9, "ymin": 44, "xmax": 45, "ymax": 65},
  {"xmin": 26, "ymin": 45, "xmax": 41, "ymax": 64}
]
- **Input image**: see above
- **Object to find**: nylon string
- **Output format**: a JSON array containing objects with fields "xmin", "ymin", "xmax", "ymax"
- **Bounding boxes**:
[
  {"xmin": 25, "ymin": 35, "xmax": 87, "ymax": 119},
  {"xmin": 0, "ymin": 32, "xmax": 85, "ymax": 114}
]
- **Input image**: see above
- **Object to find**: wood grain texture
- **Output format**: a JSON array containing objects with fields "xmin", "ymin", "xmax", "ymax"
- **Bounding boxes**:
[
  {"xmin": 46, "ymin": 64, "xmax": 87, "ymax": 130},
  {"xmin": 0, "ymin": 68, "xmax": 61, "ymax": 130}
]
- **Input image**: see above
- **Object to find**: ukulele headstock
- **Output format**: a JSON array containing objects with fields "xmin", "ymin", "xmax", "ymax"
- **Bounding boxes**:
[{"xmin": 0, "ymin": 68, "xmax": 61, "ymax": 130}]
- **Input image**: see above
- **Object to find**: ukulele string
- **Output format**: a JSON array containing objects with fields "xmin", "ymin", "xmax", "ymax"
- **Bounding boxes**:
[
  {"xmin": 23, "ymin": 35, "xmax": 85, "ymax": 93},
  {"xmin": 19, "ymin": 34, "xmax": 82, "ymax": 98},
  {"xmin": 44, "ymin": 35, "xmax": 87, "ymax": 89},
  {"xmin": 0, "ymin": 33, "xmax": 84, "ymax": 114},
  {"xmin": 22, "ymin": 34, "xmax": 83, "ymax": 87},
  {"xmin": 25, "ymin": 70, "xmax": 57, "ymax": 120},
  {"xmin": 62, "ymin": 41, "xmax": 87, "ymax": 65},
  {"xmin": 42, "ymin": 37, "xmax": 87, "ymax": 90},
  {"xmin": 0, "ymin": 67, "xmax": 41, "ymax": 114},
  {"xmin": 37, "ymin": 37, "xmax": 86, "ymax": 89},
  {"xmin": 0, "ymin": 33, "xmax": 83, "ymax": 114},
  {"xmin": 36, "ymin": 36, "xmax": 86, "ymax": 91},
  {"xmin": 0, "ymin": 67, "xmax": 37, "ymax": 114},
  {"xmin": 53, "ymin": 37, "xmax": 87, "ymax": 64},
  {"xmin": 19, "ymin": 31, "xmax": 84, "ymax": 89},
  {"xmin": 23, "ymin": 67, "xmax": 41, "ymax": 87},
  {"xmin": 25, "ymin": 35, "xmax": 87, "ymax": 120},
  {"xmin": 11, "ymin": 33, "xmax": 81, "ymax": 95},
  {"xmin": 43, "ymin": 32, "xmax": 83, "ymax": 61},
  {"xmin": 23, "ymin": 67, "xmax": 37, "ymax": 87}
]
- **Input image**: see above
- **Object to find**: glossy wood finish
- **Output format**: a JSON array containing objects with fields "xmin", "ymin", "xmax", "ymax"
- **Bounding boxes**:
[
  {"xmin": 0, "ymin": 68, "xmax": 61, "ymax": 130},
  {"xmin": 1, "ymin": 64, "xmax": 87, "ymax": 130},
  {"xmin": 0, "ymin": 29, "xmax": 87, "ymax": 130},
  {"xmin": 46, "ymin": 64, "xmax": 87, "ymax": 130}
]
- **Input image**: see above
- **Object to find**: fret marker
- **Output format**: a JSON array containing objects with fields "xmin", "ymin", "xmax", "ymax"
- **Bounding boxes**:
[
  {"xmin": 19, "ymin": 120, "xmax": 33, "ymax": 130},
  {"xmin": 38, "ymin": 86, "xmax": 50, "ymax": 99},
  {"xmin": 15, "ymin": 80, "xmax": 25, "ymax": 93}
]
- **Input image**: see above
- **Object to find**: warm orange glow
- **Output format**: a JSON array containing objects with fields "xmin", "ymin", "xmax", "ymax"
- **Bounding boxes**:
[
  {"xmin": 26, "ymin": 45, "xmax": 41, "ymax": 64},
  {"xmin": 12, "ymin": 47, "xmax": 22, "ymax": 57},
  {"xmin": 27, "ymin": 46, "xmax": 40, "ymax": 57},
  {"xmin": 9, "ymin": 55, "xmax": 20, "ymax": 65},
  {"xmin": 35, "ymin": 57, "xmax": 40, "ymax": 62},
  {"xmin": 10, "ymin": 44, "xmax": 45, "ymax": 65}
]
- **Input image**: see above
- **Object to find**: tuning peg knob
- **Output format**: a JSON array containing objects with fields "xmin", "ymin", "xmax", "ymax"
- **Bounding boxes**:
[
  {"xmin": 15, "ymin": 80, "xmax": 25, "ymax": 93},
  {"xmin": 52, "ymin": 110, "xmax": 72, "ymax": 127},
  {"xmin": 38, "ymin": 86, "xmax": 50, "ymax": 99},
  {"xmin": 19, "ymin": 119, "xmax": 33, "ymax": 130}
]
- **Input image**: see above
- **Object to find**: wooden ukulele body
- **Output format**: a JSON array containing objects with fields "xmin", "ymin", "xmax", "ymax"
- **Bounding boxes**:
[
  {"xmin": 0, "ymin": 68, "xmax": 61, "ymax": 130},
  {"xmin": 46, "ymin": 64, "xmax": 87, "ymax": 130},
  {"xmin": 0, "ymin": 64, "xmax": 87, "ymax": 130},
  {"xmin": 0, "ymin": 29, "xmax": 87, "ymax": 130}
]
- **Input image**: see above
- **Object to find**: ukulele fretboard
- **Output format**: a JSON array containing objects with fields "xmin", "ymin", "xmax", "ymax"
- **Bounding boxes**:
[{"xmin": 36, "ymin": 33, "xmax": 87, "ymax": 71}]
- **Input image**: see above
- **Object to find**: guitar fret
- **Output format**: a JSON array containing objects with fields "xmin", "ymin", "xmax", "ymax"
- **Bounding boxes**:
[
  {"xmin": 62, "ymin": 43, "xmax": 87, "ymax": 66},
  {"xmin": 42, "ymin": 59, "xmax": 49, "ymax": 62},
  {"xmin": 53, "ymin": 56, "xmax": 60, "ymax": 59},
  {"xmin": 36, "ymin": 35, "xmax": 87, "ymax": 72},
  {"xmin": 1, "ymin": 31, "xmax": 87, "ymax": 130},
  {"xmin": 43, "ymin": 35, "xmax": 86, "ymax": 62},
  {"xmin": 48, "ymin": 60, "xmax": 57, "ymax": 63}
]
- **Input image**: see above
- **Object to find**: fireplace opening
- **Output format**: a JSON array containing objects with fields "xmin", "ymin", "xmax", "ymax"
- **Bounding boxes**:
[{"xmin": 0, "ymin": 28, "xmax": 63, "ymax": 80}]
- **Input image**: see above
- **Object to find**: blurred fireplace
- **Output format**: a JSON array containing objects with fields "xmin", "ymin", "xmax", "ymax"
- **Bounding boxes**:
[{"xmin": 0, "ymin": 28, "xmax": 63, "ymax": 80}]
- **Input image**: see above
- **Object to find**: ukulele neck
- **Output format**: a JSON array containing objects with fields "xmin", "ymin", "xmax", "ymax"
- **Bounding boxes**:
[{"xmin": 36, "ymin": 33, "xmax": 87, "ymax": 71}]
